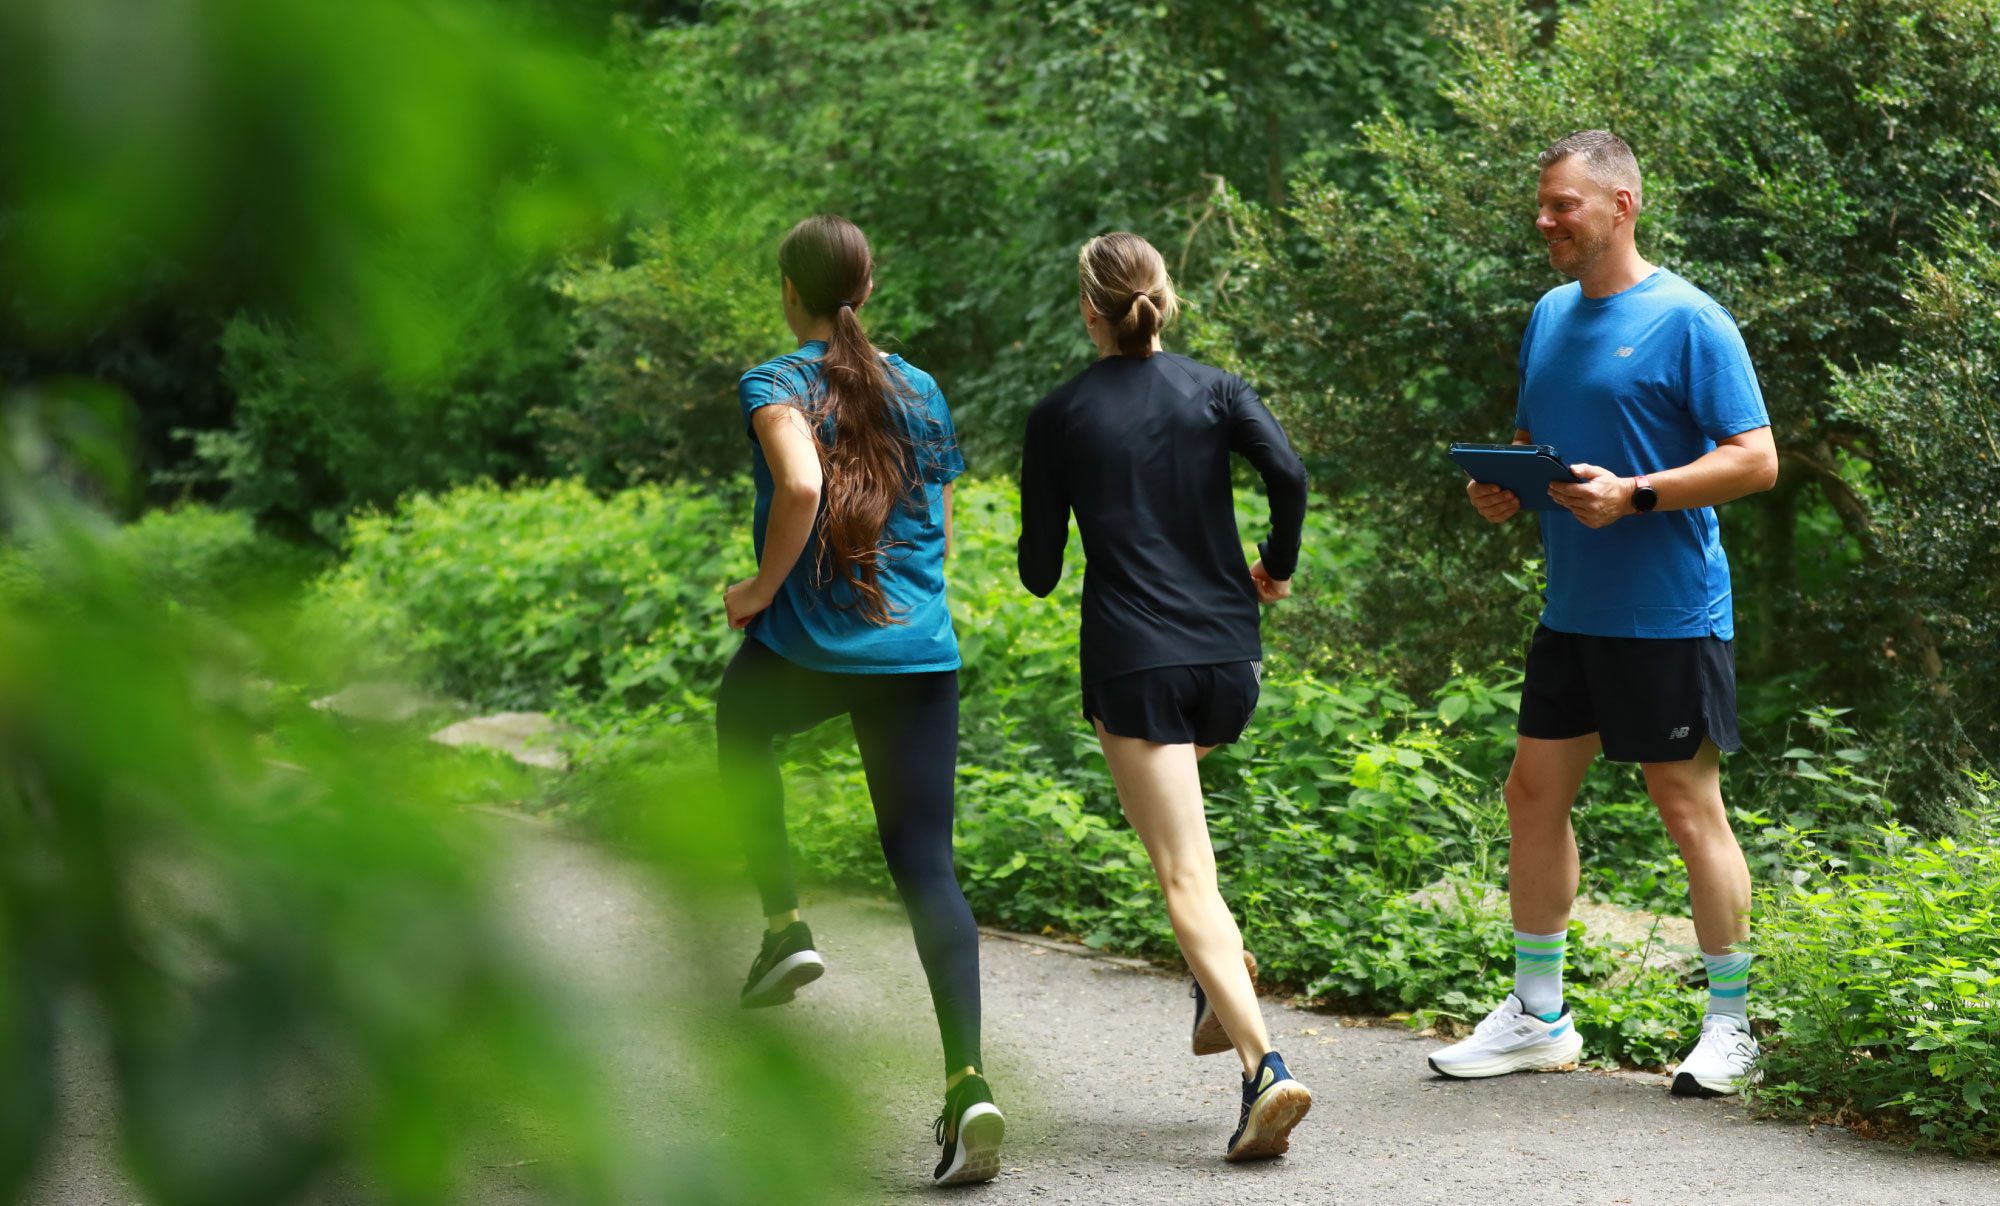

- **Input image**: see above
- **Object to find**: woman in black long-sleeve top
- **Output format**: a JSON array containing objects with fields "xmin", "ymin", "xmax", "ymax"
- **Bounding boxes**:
[{"xmin": 1018, "ymin": 232, "xmax": 1312, "ymax": 1163}]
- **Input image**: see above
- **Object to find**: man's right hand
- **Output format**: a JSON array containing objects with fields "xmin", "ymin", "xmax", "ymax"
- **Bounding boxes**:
[{"xmin": 1467, "ymin": 479, "xmax": 1521, "ymax": 523}]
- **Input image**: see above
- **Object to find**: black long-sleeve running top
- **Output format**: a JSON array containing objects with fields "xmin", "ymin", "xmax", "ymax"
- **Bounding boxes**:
[{"xmin": 1018, "ymin": 351, "xmax": 1309, "ymax": 686}]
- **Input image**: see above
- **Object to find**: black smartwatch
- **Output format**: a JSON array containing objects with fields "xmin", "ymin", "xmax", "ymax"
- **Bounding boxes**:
[{"xmin": 1632, "ymin": 473, "xmax": 1659, "ymax": 513}]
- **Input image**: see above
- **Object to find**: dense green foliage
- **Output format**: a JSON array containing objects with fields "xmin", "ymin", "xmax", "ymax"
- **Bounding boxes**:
[
  {"xmin": 0, "ymin": 0, "xmax": 664, "ymax": 521},
  {"xmin": 1759, "ymin": 789, "xmax": 2000, "ymax": 1154},
  {"xmin": 0, "ymin": 414, "xmax": 869, "ymax": 1203},
  {"xmin": 0, "ymin": 504, "xmax": 327, "ymax": 613},
  {"xmin": 314, "ymin": 479, "xmax": 751, "ymax": 706},
  {"xmin": 200, "ymin": 310, "xmax": 572, "ymax": 541}
]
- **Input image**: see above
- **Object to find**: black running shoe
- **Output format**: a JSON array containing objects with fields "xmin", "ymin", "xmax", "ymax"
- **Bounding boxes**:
[
  {"xmin": 932, "ymin": 1073, "xmax": 1004, "ymax": 1185},
  {"xmin": 738, "ymin": 921, "xmax": 825, "ymax": 1008},
  {"xmin": 1191, "ymin": 949, "xmax": 1259, "ymax": 1056},
  {"xmin": 1225, "ymin": 1051, "xmax": 1311, "ymax": 1162}
]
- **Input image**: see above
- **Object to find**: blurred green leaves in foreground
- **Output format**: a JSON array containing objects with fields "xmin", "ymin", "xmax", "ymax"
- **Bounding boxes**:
[
  {"xmin": 0, "ymin": 392, "xmax": 872, "ymax": 1201},
  {"xmin": 0, "ymin": 0, "xmax": 666, "ymax": 384}
]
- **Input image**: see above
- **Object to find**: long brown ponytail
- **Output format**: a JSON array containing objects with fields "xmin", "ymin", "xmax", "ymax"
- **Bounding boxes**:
[{"xmin": 778, "ymin": 214, "xmax": 917, "ymax": 626}]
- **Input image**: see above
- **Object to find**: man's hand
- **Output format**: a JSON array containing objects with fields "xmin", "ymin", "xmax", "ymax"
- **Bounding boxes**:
[
  {"xmin": 1467, "ymin": 479, "xmax": 1521, "ymax": 523},
  {"xmin": 1547, "ymin": 463, "xmax": 1634, "ymax": 529},
  {"xmin": 724, "ymin": 577, "xmax": 774, "ymax": 630},
  {"xmin": 1249, "ymin": 559, "xmax": 1291, "ymax": 604}
]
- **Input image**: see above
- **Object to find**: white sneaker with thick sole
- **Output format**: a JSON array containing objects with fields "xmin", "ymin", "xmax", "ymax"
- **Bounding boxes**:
[
  {"xmin": 1427, "ymin": 994, "xmax": 1583, "ymax": 1079},
  {"xmin": 1671, "ymin": 1015, "xmax": 1761, "ymax": 1097}
]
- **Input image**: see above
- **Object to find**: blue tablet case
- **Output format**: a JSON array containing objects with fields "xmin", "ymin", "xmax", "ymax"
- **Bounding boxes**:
[{"xmin": 1448, "ymin": 443, "xmax": 1580, "ymax": 511}]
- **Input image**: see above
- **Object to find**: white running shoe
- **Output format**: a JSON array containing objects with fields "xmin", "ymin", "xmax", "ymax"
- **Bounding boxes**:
[
  {"xmin": 1671, "ymin": 1015, "xmax": 1761, "ymax": 1097},
  {"xmin": 1427, "ymin": 994, "xmax": 1583, "ymax": 1079}
]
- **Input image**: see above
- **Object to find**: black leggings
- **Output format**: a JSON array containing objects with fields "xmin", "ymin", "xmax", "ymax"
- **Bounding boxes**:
[{"xmin": 714, "ymin": 636, "xmax": 981, "ymax": 1074}]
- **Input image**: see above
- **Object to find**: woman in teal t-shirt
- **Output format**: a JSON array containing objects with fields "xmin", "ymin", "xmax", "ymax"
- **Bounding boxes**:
[{"xmin": 714, "ymin": 214, "xmax": 1000, "ymax": 1186}]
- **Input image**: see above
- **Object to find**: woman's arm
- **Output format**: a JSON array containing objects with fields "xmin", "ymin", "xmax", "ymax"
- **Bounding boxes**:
[
  {"xmin": 1017, "ymin": 401, "xmax": 1068, "ymax": 597},
  {"xmin": 725, "ymin": 404, "xmax": 823, "ymax": 629},
  {"xmin": 1227, "ymin": 379, "xmax": 1308, "ymax": 595}
]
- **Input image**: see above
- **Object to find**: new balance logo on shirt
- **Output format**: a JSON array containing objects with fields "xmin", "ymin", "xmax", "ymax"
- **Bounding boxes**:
[
  {"xmin": 1614, "ymin": 346, "xmax": 1635, "ymax": 357},
  {"xmin": 1669, "ymin": 725, "xmax": 1691, "ymax": 739}
]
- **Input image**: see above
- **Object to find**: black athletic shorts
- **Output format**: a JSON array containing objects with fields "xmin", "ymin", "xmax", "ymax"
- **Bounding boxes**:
[
  {"xmin": 1082, "ymin": 661, "xmax": 1261, "ymax": 747},
  {"xmin": 1517, "ymin": 624, "xmax": 1742, "ymax": 763}
]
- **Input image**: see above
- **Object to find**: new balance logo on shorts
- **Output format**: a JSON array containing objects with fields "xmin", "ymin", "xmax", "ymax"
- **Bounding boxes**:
[{"xmin": 1669, "ymin": 726, "xmax": 1691, "ymax": 739}]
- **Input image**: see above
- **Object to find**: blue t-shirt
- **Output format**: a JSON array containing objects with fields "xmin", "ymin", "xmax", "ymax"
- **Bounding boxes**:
[
  {"xmin": 1513, "ymin": 270, "xmax": 1770, "ymax": 640},
  {"xmin": 738, "ymin": 341, "xmax": 965, "ymax": 674}
]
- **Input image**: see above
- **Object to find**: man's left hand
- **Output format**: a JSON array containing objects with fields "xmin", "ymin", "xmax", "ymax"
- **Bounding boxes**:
[{"xmin": 1548, "ymin": 463, "xmax": 1633, "ymax": 529}]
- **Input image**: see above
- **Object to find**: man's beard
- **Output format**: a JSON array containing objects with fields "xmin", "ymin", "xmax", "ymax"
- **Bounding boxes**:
[{"xmin": 1552, "ymin": 229, "xmax": 1610, "ymax": 280}]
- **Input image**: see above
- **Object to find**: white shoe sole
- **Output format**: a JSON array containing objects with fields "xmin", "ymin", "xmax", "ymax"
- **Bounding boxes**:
[
  {"xmin": 741, "ymin": 950, "xmax": 825, "ymax": 1008},
  {"xmin": 1428, "ymin": 1028, "xmax": 1584, "ymax": 1079},
  {"xmin": 1226, "ymin": 1079, "xmax": 1312, "ymax": 1162},
  {"xmin": 1192, "ymin": 950, "xmax": 1259, "ymax": 1056},
  {"xmin": 936, "ymin": 1103, "xmax": 1004, "ymax": 1185}
]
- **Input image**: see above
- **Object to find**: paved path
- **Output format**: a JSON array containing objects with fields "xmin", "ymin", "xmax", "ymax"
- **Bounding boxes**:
[{"xmin": 28, "ymin": 829, "xmax": 2000, "ymax": 1204}]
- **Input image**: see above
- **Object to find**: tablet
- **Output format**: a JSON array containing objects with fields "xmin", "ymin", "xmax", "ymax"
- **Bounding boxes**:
[{"xmin": 1448, "ymin": 442, "xmax": 1580, "ymax": 511}]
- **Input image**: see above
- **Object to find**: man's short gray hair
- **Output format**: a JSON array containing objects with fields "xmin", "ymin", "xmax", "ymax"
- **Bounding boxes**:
[{"xmin": 1538, "ymin": 129, "xmax": 1643, "ymax": 208}]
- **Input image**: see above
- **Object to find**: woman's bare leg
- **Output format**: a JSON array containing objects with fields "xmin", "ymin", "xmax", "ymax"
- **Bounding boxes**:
[{"xmin": 1096, "ymin": 721, "xmax": 1270, "ymax": 1077}]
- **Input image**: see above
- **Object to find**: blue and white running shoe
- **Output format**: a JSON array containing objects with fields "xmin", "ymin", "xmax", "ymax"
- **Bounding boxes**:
[{"xmin": 1225, "ymin": 1051, "xmax": 1311, "ymax": 1162}]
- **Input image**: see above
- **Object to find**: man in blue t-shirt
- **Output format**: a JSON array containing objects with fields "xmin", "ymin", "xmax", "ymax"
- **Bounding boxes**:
[{"xmin": 1427, "ymin": 131, "xmax": 1779, "ymax": 1098}]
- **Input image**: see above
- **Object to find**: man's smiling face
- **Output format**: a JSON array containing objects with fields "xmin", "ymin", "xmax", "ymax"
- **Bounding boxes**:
[{"xmin": 1535, "ymin": 157, "xmax": 1621, "ymax": 280}]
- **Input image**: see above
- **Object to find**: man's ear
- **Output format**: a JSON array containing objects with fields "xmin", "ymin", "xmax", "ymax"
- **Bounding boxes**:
[
  {"xmin": 782, "ymin": 276, "xmax": 798, "ymax": 307},
  {"xmin": 1614, "ymin": 186, "xmax": 1641, "ymax": 225}
]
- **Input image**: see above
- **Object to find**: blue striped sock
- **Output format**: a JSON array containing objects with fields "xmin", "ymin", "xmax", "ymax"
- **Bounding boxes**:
[
  {"xmin": 1703, "ymin": 950, "xmax": 1752, "ymax": 1024},
  {"xmin": 1513, "ymin": 928, "xmax": 1567, "ymax": 1020}
]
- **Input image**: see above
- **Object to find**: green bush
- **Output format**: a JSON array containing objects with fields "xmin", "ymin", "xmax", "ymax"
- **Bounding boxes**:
[
  {"xmin": 1756, "ymin": 780, "xmax": 2000, "ymax": 1154},
  {"xmin": 310, "ymin": 479, "xmax": 752, "ymax": 708},
  {"xmin": 202, "ymin": 310, "xmax": 569, "ymax": 542},
  {"xmin": 1, "ymin": 504, "xmax": 326, "ymax": 613}
]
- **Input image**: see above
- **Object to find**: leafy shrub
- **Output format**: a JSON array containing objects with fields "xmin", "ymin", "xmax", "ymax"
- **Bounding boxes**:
[
  {"xmin": 1756, "ymin": 778, "xmax": 2000, "ymax": 1153},
  {"xmin": 1, "ymin": 504, "xmax": 326, "ymax": 613},
  {"xmin": 310, "ymin": 479, "xmax": 752, "ymax": 708},
  {"xmin": 204, "ymin": 310, "xmax": 569, "ymax": 542}
]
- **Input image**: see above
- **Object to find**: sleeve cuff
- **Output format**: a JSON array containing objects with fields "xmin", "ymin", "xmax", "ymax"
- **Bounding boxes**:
[{"xmin": 1257, "ymin": 540, "xmax": 1298, "ymax": 582}]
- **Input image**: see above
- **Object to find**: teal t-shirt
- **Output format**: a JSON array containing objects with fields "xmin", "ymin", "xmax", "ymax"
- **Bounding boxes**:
[
  {"xmin": 1513, "ymin": 270, "xmax": 1770, "ymax": 640},
  {"xmin": 737, "ymin": 341, "xmax": 964, "ymax": 674}
]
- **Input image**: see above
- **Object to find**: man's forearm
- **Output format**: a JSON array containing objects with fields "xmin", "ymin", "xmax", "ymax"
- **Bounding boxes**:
[{"xmin": 1648, "ymin": 441, "xmax": 1778, "ymax": 511}]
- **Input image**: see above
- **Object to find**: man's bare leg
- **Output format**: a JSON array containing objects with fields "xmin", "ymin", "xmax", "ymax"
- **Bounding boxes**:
[
  {"xmin": 1641, "ymin": 741, "xmax": 1750, "ymax": 955},
  {"xmin": 1505, "ymin": 734, "xmax": 1601, "ymax": 935}
]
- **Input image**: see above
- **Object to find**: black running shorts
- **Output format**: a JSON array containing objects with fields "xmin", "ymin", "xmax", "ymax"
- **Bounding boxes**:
[
  {"xmin": 1083, "ymin": 661, "xmax": 1262, "ymax": 747},
  {"xmin": 1517, "ymin": 624, "xmax": 1741, "ymax": 763}
]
